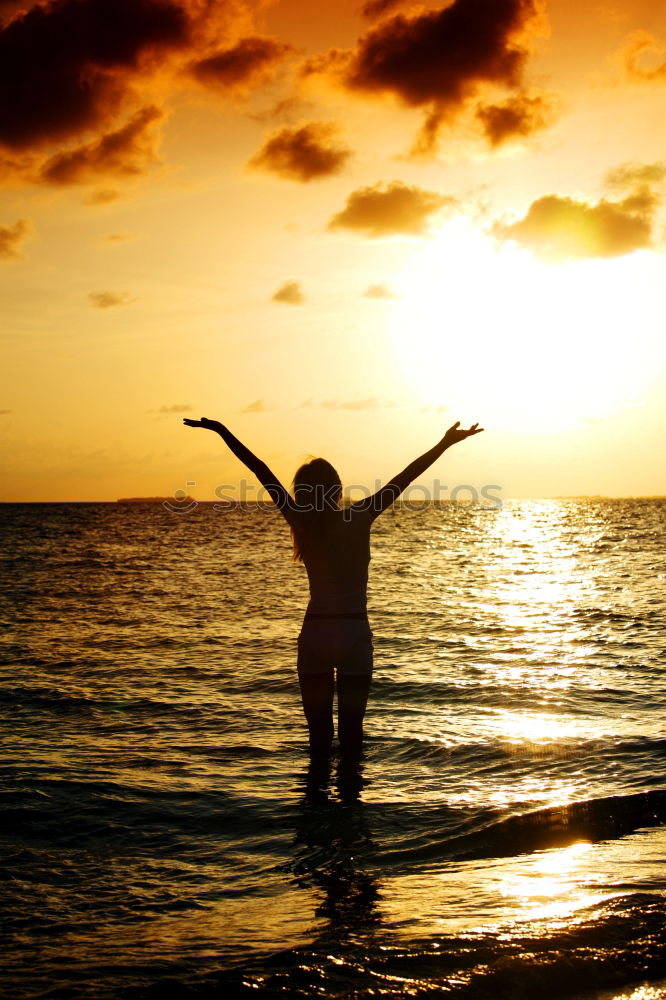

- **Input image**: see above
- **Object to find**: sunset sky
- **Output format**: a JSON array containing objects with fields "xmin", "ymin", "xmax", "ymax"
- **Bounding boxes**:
[{"xmin": 1, "ymin": 0, "xmax": 665, "ymax": 501}]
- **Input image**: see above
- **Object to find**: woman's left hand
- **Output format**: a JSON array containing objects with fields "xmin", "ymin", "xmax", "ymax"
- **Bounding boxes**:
[{"xmin": 183, "ymin": 417, "xmax": 223, "ymax": 432}]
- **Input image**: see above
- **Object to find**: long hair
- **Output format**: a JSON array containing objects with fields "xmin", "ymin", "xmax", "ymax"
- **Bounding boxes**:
[{"xmin": 290, "ymin": 457, "xmax": 342, "ymax": 563}]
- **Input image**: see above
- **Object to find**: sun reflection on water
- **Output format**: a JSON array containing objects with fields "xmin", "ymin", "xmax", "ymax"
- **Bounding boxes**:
[
  {"xmin": 470, "ymin": 503, "xmax": 611, "ymax": 710},
  {"xmin": 603, "ymin": 987, "xmax": 666, "ymax": 1000},
  {"xmin": 482, "ymin": 503, "xmax": 590, "ymax": 625},
  {"xmin": 381, "ymin": 836, "xmax": 633, "ymax": 939},
  {"xmin": 496, "ymin": 841, "xmax": 607, "ymax": 921},
  {"xmin": 489, "ymin": 708, "xmax": 610, "ymax": 744}
]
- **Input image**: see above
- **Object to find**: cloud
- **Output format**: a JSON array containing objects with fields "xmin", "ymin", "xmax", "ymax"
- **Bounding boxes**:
[
  {"xmin": 38, "ymin": 106, "xmax": 163, "ymax": 185},
  {"xmin": 0, "ymin": 217, "xmax": 31, "ymax": 259},
  {"xmin": 605, "ymin": 161, "xmax": 666, "ymax": 190},
  {"xmin": 0, "ymin": 0, "xmax": 191, "ymax": 153},
  {"xmin": 84, "ymin": 188, "xmax": 122, "ymax": 205},
  {"xmin": 328, "ymin": 180, "xmax": 454, "ymax": 237},
  {"xmin": 420, "ymin": 403, "xmax": 450, "ymax": 413},
  {"xmin": 240, "ymin": 399, "xmax": 275, "ymax": 413},
  {"xmin": 346, "ymin": 0, "xmax": 542, "ymax": 102},
  {"xmin": 0, "ymin": 408, "xmax": 12, "ymax": 415},
  {"xmin": 189, "ymin": 35, "xmax": 291, "ymax": 94},
  {"xmin": 618, "ymin": 30, "xmax": 666, "ymax": 83},
  {"xmin": 250, "ymin": 95, "xmax": 315, "ymax": 125},
  {"xmin": 322, "ymin": 398, "xmax": 382, "ymax": 410},
  {"xmin": 88, "ymin": 290, "xmax": 137, "ymax": 308},
  {"xmin": 0, "ymin": 1, "xmax": 284, "ymax": 189},
  {"xmin": 300, "ymin": 397, "xmax": 395, "ymax": 410},
  {"xmin": 0, "ymin": 1, "xmax": 38, "ymax": 27},
  {"xmin": 100, "ymin": 231, "xmax": 136, "ymax": 243},
  {"xmin": 363, "ymin": 282, "xmax": 398, "ymax": 299},
  {"xmin": 157, "ymin": 403, "xmax": 191, "ymax": 413},
  {"xmin": 361, "ymin": 0, "xmax": 410, "ymax": 20},
  {"xmin": 0, "ymin": 148, "xmax": 38, "ymax": 184},
  {"xmin": 475, "ymin": 92, "xmax": 556, "ymax": 146},
  {"xmin": 271, "ymin": 280, "xmax": 305, "ymax": 304},
  {"xmin": 493, "ymin": 186, "xmax": 661, "ymax": 260},
  {"xmin": 248, "ymin": 121, "xmax": 352, "ymax": 182},
  {"xmin": 308, "ymin": 0, "xmax": 546, "ymax": 152}
]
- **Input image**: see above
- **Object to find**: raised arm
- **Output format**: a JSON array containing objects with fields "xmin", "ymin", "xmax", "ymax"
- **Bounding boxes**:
[
  {"xmin": 183, "ymin": 417, "xmax": 295, "ymax": 519},
  {"xmin": 362, "ymin": 421, "xmax": 483, "ymax": 518}
]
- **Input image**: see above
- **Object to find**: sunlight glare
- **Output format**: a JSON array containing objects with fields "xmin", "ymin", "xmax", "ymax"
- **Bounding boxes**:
[{"xmin": 390, "ymin": 218, "xmax": 661, "ymax": 431}]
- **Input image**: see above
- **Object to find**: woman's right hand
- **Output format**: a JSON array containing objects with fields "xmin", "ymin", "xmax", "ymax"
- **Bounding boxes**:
[{"xmin": 442, "ymin": 421, "xmax": 484, "ymax": 446}]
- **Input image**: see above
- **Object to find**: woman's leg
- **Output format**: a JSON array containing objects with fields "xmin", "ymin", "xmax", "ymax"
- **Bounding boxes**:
[
  {"xmin": 298, "ymin": 671, "xmax": 334, "ymax": 757},
  {"xmin": 337, "ymin": 674, "xmax": 372, "ymax": 758}
]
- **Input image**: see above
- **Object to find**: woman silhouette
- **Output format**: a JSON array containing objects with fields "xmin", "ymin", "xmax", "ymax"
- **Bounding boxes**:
[{"xmin": 183, "ymin": 417, "xmax": 483, "ymax": 758}]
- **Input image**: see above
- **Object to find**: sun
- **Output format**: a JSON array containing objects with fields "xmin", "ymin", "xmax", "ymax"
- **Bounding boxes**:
[{"xmin": 388, "ymin": 217, "xmax": 660, "ymax": 432}]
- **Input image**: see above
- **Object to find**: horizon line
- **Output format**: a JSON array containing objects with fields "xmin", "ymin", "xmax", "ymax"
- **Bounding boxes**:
[{"xmin": 2, "ymin": 495, "xmax": 666, "ymax": 504}]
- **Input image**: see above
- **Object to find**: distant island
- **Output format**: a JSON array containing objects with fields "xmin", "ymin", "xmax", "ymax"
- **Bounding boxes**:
[{"xmin": 117, "ymin": 496, "xmax": 196, "ymax": 504}]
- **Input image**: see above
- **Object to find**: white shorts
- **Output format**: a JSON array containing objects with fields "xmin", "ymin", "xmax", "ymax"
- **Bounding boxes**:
[{"xmin": 297, "ymin": 617, "xmax": 374, "ymax": 676}]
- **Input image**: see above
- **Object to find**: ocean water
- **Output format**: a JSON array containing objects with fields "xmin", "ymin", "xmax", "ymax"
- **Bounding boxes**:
[{"xmin": 1, "ymin": 498, "xmax": 665, "ymax": 1000}]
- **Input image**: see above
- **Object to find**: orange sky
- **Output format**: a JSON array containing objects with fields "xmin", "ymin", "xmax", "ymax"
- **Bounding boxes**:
[{"xmin": 1, "ymin": 0, "xmax": 665, "ymax": 501}]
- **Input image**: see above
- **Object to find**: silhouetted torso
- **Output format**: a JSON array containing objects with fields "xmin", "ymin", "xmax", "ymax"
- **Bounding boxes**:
[{"xmin": 299, "ymin": 508, "xmax": 372, "ymax": 615}]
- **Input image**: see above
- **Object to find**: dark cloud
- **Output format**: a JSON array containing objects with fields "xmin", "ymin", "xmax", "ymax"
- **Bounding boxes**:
[
  {"xmin": 39, "ymin": 106, "xmax": 163, "ymax": 184},
  {"xmin": 271, "ymin": 280, "xmax": 304, "ymax": 304},
  {"xmin": 0, "ymin": 0, "xmax": 191, "ymax": 152},
  {"xmin": 0, "ymin": 217, "xmax": 31, "ymax": 259},
  {"xmin": 363, "ymin": 282, "xmax": 398, "ymax": 298},
  {"xmin": 189, "ymin": 35, "xmax": 291, "ymax": 94},
  {"xmin": 312, "ymin": 0, "xmax": 545, "ymax": 152},
  {"xmin": 494, "ymin": 186, "xmax": 661, "ymax": 260},
  {"xmin": 361, "ymin": 0, "xmax": 410, "ymax": 21},
  {"xmin": 345, "ymin": 0, "xmax": 540, "ymax": 103},
  {"xmin": 0, "ymin": 3, "xmax": 298, "ymax": 190},
  {"xmin": 328, "ymin": 180, "xmax": 454, "ymax": 237},
  {"xmin": 0, "ymin": 1, "xmax": 37, "ymax": 24},
  {"xmin": 88, "ymin": 290, "xmax": 137, "ymax": 308},
  {"xmin": 619, "ymin": 30, "xmax": 666, "ymax": 83},
  {"xmin": 248, "ymin": 122, "xmax": 352, "ymax": 182},
  {"xmin": 476, "ymin": 92, "xmax": 556, "ymax": 146}
]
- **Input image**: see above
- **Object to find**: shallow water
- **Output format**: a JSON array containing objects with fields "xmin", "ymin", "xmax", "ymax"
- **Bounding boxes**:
[{"xmin": 1, "ymin": 499, "xmax": 665, "ymax": 999}]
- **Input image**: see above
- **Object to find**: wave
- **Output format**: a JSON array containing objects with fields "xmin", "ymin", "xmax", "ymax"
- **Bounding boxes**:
[
  {"xmin": 450, "ymin": 788, "xmax": 666, "ymax": 859},
  {"xmin": 374, "ymin": 789, "xmax": 666, "ymax": 869}
]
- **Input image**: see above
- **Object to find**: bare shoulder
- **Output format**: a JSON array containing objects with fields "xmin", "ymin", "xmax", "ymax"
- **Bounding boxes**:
[{"xmin": 343, "ymin": 499, "xmax": 377, "ymax": 525}]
